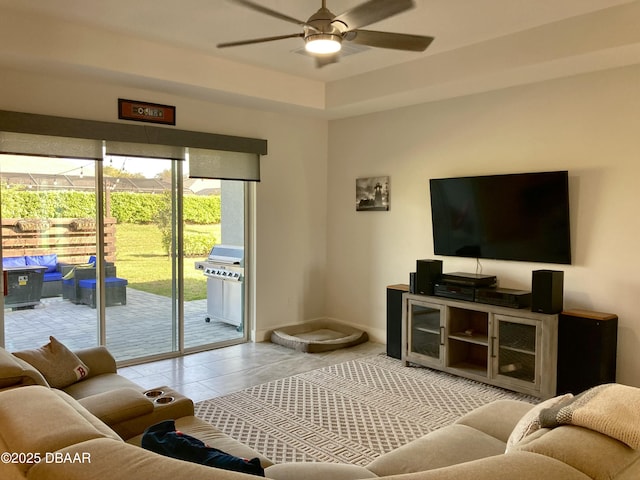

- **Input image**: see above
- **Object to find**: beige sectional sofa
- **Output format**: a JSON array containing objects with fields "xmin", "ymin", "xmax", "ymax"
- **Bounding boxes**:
[{"xmin": 1, "ymin": 343, "xmax": 639, "ymax": 480}]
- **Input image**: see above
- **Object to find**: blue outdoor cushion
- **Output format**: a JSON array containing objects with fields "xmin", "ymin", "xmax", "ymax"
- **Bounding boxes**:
[
  {"xmin": 43, "ymin": 272, "xmax": 63, "ymax": 282},
  {"xmin": 26, "ymin": 254, "xmax": 58, "ymax": 273},
  {"xmin": 78, "ymin": 277, "xmax": 128, "ymax": 289},
  {"xmin": 2, "ymin": 256, "xmax": 27, "ymax": 268}
]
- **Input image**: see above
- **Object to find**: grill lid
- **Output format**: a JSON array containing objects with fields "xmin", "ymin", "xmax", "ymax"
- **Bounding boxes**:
[{"xmin": 207, "ymin": 244, "xmax": 244, "ymax": 265}]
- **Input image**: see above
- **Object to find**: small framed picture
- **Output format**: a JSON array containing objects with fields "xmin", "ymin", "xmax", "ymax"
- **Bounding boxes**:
[{"xmin": 356, "ymin": 176, "xmax": 390, "ymax": 211}]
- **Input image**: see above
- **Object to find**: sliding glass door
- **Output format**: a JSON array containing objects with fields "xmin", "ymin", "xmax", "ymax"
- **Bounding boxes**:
[
  {"xmin": 184, "ymin": 178, "xmax": 246, "ymax": 350},
  {"xmin": 1, "ymin": 151, "xmax": 250, "ymax": 362},
  {"xmin": 1, "ymin": 115, "xmax": 261, "ymax": 364},
  {"xmin": 1, "ymin": 155, "xmax": 100, "ymax": 352},
  {"xmin": 101, "ymin": 155, "xmax": 180, "ymax": 361}
]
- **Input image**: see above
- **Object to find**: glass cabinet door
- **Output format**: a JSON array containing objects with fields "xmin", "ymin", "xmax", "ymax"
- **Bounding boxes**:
[
  {"xmin": 407, "ymin": 300, "xmax": 444, "ymax": 365},
  {"xmin": 494, "ymin": 315, "xmax": 540, "ymax": 386}
]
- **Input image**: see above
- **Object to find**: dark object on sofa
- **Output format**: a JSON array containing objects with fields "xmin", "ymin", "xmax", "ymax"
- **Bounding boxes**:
[{"xmin": 142, "ymin": 420, "xmax": 265, "ymax": 477}]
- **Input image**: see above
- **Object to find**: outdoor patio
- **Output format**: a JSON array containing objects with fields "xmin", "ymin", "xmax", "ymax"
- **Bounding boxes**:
[{"xmin": 3, "ymin": 287, "xmax": 244, "ymax": 362}]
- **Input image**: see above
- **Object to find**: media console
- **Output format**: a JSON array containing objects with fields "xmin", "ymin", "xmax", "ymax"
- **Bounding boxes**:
[{"xmin": 401, "ymin": 292, "xmax": 559, "ymax": 399}]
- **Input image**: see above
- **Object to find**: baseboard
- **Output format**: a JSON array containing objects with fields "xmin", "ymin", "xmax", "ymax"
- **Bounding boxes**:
[{"xmin": 324, "ymin": 316, "xmax": 385, "ymax": 344}]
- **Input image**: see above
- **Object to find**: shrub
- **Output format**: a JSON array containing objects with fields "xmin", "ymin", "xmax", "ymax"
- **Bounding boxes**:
[
  {"xmin": 112, "ymin": 192, "xmax": 166, "ymax": 224},
  {"xmin": 184, "ymin": 232, "xmax": 216, "ymax": 257},
  {"xmin": 0, "ymin": 187, "xmax": 220, "ymax": 225},
  {"xmin": 183, "ymin": 195, "xmax": 221, "ymax": 224}
]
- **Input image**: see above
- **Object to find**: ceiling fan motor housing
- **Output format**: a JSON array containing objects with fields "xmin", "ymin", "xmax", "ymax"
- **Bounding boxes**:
[{"xmin": 304, "ymin": 6, "xmax": 346, "ymax": 53}]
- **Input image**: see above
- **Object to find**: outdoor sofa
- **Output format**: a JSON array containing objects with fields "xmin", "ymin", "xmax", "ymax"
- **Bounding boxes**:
[
  {"xmin": 1, "ymin": 340, "xmax": 639, "ymax": 480},
  {"xmin": 2, "ymin": 254, "xmax": 127, "ymax": 306}
]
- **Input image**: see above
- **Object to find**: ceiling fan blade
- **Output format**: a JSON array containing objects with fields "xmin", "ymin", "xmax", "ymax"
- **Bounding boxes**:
[
  {"xmin": 332, "ymin": 0, "xmax": 415, "ymax": 30},
  {"xmin": 315, "ymin": 53, "xmax": 340, "ymax": 68},
  {"xmin": 218, "ymin": 33, "xmax": 304, "ymax": 48},
  {"xmin": 229, "ymin": 0, "xmax": 309, "ymax": 27},
  {"xmin": 346, "ymin": 30, "xmax": 434, "ymax": 51}
]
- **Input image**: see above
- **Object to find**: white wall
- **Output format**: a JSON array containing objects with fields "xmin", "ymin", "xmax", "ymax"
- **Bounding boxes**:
[
  {"xmin": 0, "ymin": 67, "xmax": 329, "ymax": 341},
  {"xmin": 327, "ymin": 64, "xmax": 640, "ymax": 387},
  {"xmin": 2, "ymin": 59, "xmax": 639, "ymax": 388}
]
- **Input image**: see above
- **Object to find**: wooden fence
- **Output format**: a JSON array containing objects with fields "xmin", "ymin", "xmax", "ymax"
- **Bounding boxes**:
[{"xmin": 1, "ymin": 218, "xmax": 116, "ymax": 264}]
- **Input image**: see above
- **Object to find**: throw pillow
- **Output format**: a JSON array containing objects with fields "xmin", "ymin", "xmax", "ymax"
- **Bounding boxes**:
[
  {"xmin": 62, "ymin": 264, "xmax": 94, "ymax": 280},
  {"xmin": 13, "ymin": 336, "xmax": 90, "ymax": 388},
  {"xmin": 505, "ymin": 393, "xmax": 573, "ymax": 452}
]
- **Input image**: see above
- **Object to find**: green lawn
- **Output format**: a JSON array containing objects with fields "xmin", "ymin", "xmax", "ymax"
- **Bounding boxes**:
[{"xmin": 115, "ymin": 223, "xmax": 220, "ymax": 301}]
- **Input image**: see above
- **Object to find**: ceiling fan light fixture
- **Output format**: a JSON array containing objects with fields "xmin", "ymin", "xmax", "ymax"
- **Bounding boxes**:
[{"xmin": 305, "ymin": 34, "xmax": 342, "ymax": 54}]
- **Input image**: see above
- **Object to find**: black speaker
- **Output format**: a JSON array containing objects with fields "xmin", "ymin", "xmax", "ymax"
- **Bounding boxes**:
[
  {"xmin": 416, "ymin": 259, "xmax": 443, "ymax": 295},
  {"xmin": 531, "ymin": 270, "xmax": 564, "ymax": 314},
  {"xmin": 386, "ymin": 284, "xmax": 409, "ymax": 359},
  {"xmin": 557, "ymin": 309, "xmax": 618, "ymax": 395},
  {"xmin": 409, "ymin": 272, "xmax": 417, "ymax": 294}
]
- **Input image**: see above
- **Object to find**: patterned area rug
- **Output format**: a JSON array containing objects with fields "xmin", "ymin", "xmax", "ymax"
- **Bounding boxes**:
[{"xmin": 195, "ymin": 354, "xmax": 538, "ymax": 466}]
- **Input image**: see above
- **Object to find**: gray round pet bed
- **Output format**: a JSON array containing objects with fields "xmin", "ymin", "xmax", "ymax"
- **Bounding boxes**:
[{"xmin": 270, "ymin": 320, "xmax": 368, "ymax": 353}]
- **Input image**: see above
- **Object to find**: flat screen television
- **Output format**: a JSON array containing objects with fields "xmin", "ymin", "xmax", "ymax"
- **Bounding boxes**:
[{"xmin": 430, "ymin": 171, "xmax": 571, "ymax": 264}]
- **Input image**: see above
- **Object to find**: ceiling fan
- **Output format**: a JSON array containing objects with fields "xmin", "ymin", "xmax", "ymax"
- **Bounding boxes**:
[{"xmin": 218, "ymin": 0, "xmax": 434, "ymax": 67}]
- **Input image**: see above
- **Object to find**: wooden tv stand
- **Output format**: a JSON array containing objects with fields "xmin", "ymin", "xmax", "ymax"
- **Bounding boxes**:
[{"xmin": 401, "ymin": 292, "xmax": 558, "ymax": 399}]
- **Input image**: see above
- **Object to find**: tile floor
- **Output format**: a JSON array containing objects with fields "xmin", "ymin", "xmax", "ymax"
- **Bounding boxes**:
[
  {"xmin": 118, "ymin": 340, "xmax": 386, "ymax": 402},
  {"xmin": 4, "ymin": 286, "xmax": 386, "ymax": 403}
]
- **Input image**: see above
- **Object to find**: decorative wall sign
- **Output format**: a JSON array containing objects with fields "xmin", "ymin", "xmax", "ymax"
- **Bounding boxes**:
[
  {"xmin": 356, "ymin": 176, "xmax": 390, "ymax": 211},
  {"xmin": 16, "ymin": 219, "xmax": 50, "ymax": 232},
  {"xmin": 118, "ymin": 98, "xmax": 176, "ymax": 125}
]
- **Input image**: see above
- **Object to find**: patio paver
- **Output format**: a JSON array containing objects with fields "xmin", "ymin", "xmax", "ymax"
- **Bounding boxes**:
[{"xmin": 4, "ymin": 288, "xmax": 243, "ymax": 361}]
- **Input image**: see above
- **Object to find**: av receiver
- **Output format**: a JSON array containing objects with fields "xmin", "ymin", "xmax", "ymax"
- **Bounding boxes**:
[
  {"xmin": 475, "ymin": 287, "xmax": 532, "ymax": 309},
  {"xmin": 434, "ymin": 283, "xmax": 476, "ymax": 302}
]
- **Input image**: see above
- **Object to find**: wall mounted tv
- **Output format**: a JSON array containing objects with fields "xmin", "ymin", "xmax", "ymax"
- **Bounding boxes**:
[{"xmin": 430, "ymin": 171, "xmax": 571, "ymax": 264}]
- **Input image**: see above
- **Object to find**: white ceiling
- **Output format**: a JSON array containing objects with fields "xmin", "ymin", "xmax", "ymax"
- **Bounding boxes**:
[{"xmin": 0, "ymin": 0, "xmax": 639, "ymax": 117}]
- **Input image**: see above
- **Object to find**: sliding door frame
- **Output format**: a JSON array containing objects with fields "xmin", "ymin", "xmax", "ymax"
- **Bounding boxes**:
[{"xmin": 0, "ymin": 110, "xmax": 265, "ymax": 364}]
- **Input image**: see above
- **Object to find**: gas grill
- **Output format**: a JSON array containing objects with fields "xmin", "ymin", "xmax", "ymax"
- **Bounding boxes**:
[{"xmin": 195, "ymin": 245, "xmax": 244, "ymax": 329}]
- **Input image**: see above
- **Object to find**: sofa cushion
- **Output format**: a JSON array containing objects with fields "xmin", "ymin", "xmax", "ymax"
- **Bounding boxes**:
[
  {"xmin": 43, "ymin": 271, "xmax": 63, "ymax": 282},
  {"xmin": 513, "ymin": 424, "xmax": 640, "ymax": 480},
  {"xmin": 0, "ymin": 346, "xmax": 47, "ymax": 388},
  {"xmin": 78, "ymin": 387, "xmax": 155, "ymax": 426},
  {"xmin": 2, "ymin": 256, "xmax": 27, "ymax": 268},
  {"xmin": 72, "ymin": 346, "xmax": 118, "ymax": 377},
  {"xmin": 505, "ymin": 393, "xmax": 573, "ymax": 451},
  {"xmin": 29, "ymin": 438, "xmax": 266, "ymax": 480},
  {"xmin": 367, "ymin": 424, "xmax": 506, "ymax": 477},
  {"xmin": 127, "ymin": 415, "xmax": 274, "ymax": 468},
  {"xmin": 391, "ymin": 451, "xmax": 591, "ymax": 480},
  {"xmin": 454, "ymin": 399, "xmax": 535, "ymax": 443},
  {"xmin": 265, "ymin": 462, "xmax": 378, "ymax": 480},
  {"xmin": 78, "ymin": 277, "xmax": 128, "ymax": 288},
  {"xmin": 141, "ymin": 420, "xmax": 265, "ymax": 476},
  {"xmin": 0, "ymin": 386, "xmax": 112, "ymax": 474},
  {"xmin": 26, "ymin": 254, "xmax": 58, "ymax": 273},
  {"xmin": 13, "ymin": 336, "xmax": 90, "ymax": 388},
  {"xmin": 52, "ymin": 389, "xmax": 123, "ymax": 442},
  {"xmin": 63, "ymin": 372, "xmax": 143, "ymax": 399}
]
